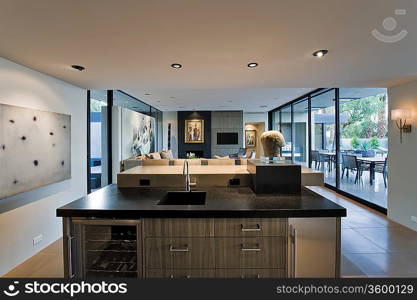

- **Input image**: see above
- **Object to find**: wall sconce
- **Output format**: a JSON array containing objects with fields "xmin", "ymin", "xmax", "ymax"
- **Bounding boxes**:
[{"xmin": 391, "ymin": 109, "xmax": 412, "ymax": 143}]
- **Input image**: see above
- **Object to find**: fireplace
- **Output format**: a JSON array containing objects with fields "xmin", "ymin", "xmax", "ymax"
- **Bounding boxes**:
[{"xmin": 186, "ymin": 151, "xmax": 204, "ymax": 158}]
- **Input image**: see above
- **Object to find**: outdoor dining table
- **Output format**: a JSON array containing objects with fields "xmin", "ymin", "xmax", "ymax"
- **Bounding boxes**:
[
  {"xmin": 318, "ymin": 151, "xmax": 386, "ymax": 185},
  {"xmin": 356, "ymin": 156, "xmax": 387, "ymax": 186}
]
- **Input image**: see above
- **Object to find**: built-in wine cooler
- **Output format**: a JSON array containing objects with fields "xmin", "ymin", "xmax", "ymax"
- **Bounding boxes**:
[{"xmin": 64, "ymin": 218, "xmax": 142, "ymax": 278}]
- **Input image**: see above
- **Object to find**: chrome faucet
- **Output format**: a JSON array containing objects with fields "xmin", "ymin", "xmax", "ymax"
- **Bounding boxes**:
[{"xmin": 183, "ymin": 159, "xmax": 191, "ymax": 192}]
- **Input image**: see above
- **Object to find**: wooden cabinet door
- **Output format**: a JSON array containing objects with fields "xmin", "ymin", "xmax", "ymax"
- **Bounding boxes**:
[
  {"xmin": 145, "ymin": 238, "xmax": 215, "ymax": 269},
  {"xmin": 215, "ymin": 269, "xmax": 285, "ymax": 278},
  {"xmin": 214, "ymin": 218, "xmax": 287, "ymax": 237},
  {"xmin": 144, "ymin": 218, "xmax": 214, "ymax": 237},
  {"xmin": 146, "ymin": 269, "xmax": 216, "ymax": 278},
  {"xmin": 215, "ymin": 237, "xmax": 286, "ymax": 269}
]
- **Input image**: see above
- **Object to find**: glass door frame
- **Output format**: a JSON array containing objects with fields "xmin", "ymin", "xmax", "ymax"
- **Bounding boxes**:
[
  {"xmin": 268, "ymin": 88, "xmax": 387, "ymax": 214},
  {"xmin": 87, "ymin": 90, "xmax": 113, "ymax": 194}
]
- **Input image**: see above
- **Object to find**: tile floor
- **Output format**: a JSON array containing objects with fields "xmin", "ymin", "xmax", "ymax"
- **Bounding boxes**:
[
  {"xmin": 3, "ymin": 186, "xmax": 417, "ymax": 278},
  {"xmin": 323, "ymin": 169, "xmax": 388, "ymax": 209},
  {"xmin": 309, "ymin": 186, "xmax": 417, "ymax": 278}
]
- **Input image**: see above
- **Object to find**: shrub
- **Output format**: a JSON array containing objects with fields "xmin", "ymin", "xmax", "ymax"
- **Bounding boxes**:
[
  {"xmin": 361, "ymin": 141, "xmax": 371, "ymax": 151},
  {"xmin": 369, "ymin": 137, "xmax": 380, "ymax": 150},
  {"xmin": 351, "ymin": 136, "xmax": 360, "ymax": 149}
]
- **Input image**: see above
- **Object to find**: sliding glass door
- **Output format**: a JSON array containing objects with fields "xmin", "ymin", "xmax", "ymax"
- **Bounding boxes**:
[
  {"xmin": 280, "ymin": 105, "xmax": 292, "ymax": 160},
  {"xmin": 338, "ymin": 88, "xmax": 388, "ymax": 208},
  {"xmin": 268, "ymin": 88, "xmax": 388, "ymax": 212},
  {"xmin": 87, "ymin": 90, "xmax": 111, "ymax": 193},
  {"xmin": 293, "ymin": 99, "xmax": 309, "ymax": 166},
  {"xmin": 311, "ymin": 89, "xmax": 337, "ymax": 186}
]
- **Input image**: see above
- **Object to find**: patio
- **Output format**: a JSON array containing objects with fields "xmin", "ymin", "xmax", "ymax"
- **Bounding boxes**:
[{"xmin": 321, "ymin": 167, "xmax": 388, "ymax": 209}]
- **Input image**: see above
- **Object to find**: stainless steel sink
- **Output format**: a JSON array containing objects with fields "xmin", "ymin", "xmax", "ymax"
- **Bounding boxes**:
[{"xmin": 157, "ymin": 191, "xmax": 206, "ymax": 205}]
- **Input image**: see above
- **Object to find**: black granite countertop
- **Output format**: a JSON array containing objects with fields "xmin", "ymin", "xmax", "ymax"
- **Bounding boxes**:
[{"xmin": 56, "ymin": 185, "xmax": 346, "ymax": 218}]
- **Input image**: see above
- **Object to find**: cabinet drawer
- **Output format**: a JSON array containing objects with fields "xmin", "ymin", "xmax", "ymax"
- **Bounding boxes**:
[
  {"xmin": 214, "ymin": 218, "xmax": 287, "ymax": 237},
  {"xmin": 144, "ymin": 218, "xmax": 214, "ymax": 237},
  {"xmin": 146, "ymin": 269, "xmax": 215, "ymax": 278},
  {"xmin": 216, "ymin": 269, "xmax": 285, "ymax": 278},
  {"xmin": 215, "ymin": 237, "xmax": 286, "ymax": 269},
  {"xmin": 145, "ymin": 238, "xmax": 215, "ymax": 269}
]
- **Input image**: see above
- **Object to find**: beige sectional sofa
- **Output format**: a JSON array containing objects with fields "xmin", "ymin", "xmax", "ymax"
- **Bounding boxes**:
[{"xmin": 120, "ymin": 150, "xmax": 246, "ymax": 171}]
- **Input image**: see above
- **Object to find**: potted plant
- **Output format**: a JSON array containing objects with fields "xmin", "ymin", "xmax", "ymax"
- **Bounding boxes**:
[
  {"xmin": 361, "ymin": 140, "xmax": 375, "ymax": 157},
  {"xmin": 351, "ymin": 136, "xmax": 360, "ymax": 150},
  {"xmin": 369, "ymin": 137, "xmax": 380, "ymax": 150}
]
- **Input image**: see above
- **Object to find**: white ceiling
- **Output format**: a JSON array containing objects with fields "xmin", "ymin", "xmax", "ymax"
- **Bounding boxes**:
[{"xmin": 0, "ymin": 0, "xmax": 416, "ymax": 111}]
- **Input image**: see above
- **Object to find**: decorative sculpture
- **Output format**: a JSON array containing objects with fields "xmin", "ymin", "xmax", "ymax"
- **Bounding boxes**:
[{"xmin": 260, "ymin": 130, "xmax": 286, "ymax": 162}]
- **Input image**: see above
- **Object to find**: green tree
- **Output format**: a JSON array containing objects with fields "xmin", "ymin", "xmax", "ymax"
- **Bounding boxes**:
[{"xmin": 341, "ymin": 94, "xmax": 387, "ymax": 139}]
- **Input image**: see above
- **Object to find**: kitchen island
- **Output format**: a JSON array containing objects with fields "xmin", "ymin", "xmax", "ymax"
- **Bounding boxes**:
[{"xmin": 57, "ymin": 185, "xmax": 346, "ymax": 279}]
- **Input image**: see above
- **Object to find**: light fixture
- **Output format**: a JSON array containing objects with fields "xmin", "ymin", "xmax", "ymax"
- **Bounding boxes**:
[
  {"xmin": 247, "ymin": 62, "xmax": 258, "ymax": 68},
  {"xmin": 312, "ymin": 50, "xmax": 329, "ymax": 58},
  {"xmin": 71, "ymin": 65, "xmax": 85, "ymax": 71},
  {"xmin": 391, "ymin": 108, "xmax": 412, "ymax": 143},
  {"xmin": 260, "ymin": 105, "xmax": 268, "ymax": 108},
  {"xmin": 145, "ymin": 93, "xmax": 150, "ymax": 96},
  {"xmin": 171, "ymin": 63, "xmax": 182, "ymax": 68}
]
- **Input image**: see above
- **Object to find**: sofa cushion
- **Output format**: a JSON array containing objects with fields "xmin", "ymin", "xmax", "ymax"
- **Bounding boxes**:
[
  {"xmin": 160, "ymin": 150, "xmax": 173, "ymax": 159},
  {"xmin": 145, "ymin": 152, "xmax": 161, "ymax": 159}
]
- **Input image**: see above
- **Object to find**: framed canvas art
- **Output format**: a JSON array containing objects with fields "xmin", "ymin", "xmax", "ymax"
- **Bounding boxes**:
[
  {"xmin": 245, "ymin": 130, "xmax": 256, "ymax": 147},
  {"xmin": 185, "ymin": 119, "xmax": 204, "ymax": 143}
]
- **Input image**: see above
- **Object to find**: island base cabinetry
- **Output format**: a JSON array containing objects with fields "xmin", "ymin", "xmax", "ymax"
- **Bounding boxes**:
[
  {"xmin": 63, "ymin": 217, "xmax": 340, "ymax": 278},
  {"xmin": 143, "ymin": 218, "xmax": 288, "ymax": 278},
  {"xmin": 288, "ymin": 218, "xmax": 341, "ymax": 278}
]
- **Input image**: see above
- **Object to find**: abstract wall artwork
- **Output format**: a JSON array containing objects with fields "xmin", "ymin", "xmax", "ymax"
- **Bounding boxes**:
[
  {"xmin": 185, "ymin": 119, "xmax": 204, "ymax": 143},
  {"xmin": 121, "ymin": 108, "xmax": 156, "ymax": 159},
  {"xmin": 0, "ymin": 104, "xmax": 71, "ymax": 199},
  {"xmin": 245, "ymin": 129, "xmax": 256, "ymax": 147}
]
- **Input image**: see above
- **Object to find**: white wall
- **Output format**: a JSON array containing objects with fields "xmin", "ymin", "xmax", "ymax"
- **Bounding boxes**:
[
  {"xmin": 243, "ymin": 112, "xmax": 268, "ymax": 130},
  {"xmin": 162, "ymin": 111, "xmax": 178, "ymax": 158},
  {"xmin": 0, "ymin": 58, "xmax": 87, "ymax": 275},
  {"xmin": 387, "ymin": 80, "xmax": 417, "ymax": 232}
]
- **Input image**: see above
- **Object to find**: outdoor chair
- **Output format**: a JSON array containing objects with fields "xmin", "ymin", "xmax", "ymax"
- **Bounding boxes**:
[
  {"xmin": 374, "ymin": 157, "xmax": 388, "ymax": 188},
  {"xmin": 341, "ymin": 154, "xmax": 370, "ymax": 184}
]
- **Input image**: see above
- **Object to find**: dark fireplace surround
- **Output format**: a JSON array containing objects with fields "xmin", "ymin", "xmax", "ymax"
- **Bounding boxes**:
[{"xmin": 178, "ymin": 111, "xmax": 211, "ymax": 158}]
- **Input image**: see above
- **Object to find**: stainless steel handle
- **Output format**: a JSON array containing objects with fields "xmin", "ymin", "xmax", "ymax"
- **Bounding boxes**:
[
  {"xmin": 241, "ymin": 243, "xmax": 261, "ymax": 252},
  {"xmin": 169, "ymin": 245, "xmax": 189, "ymax": 252},
  {"xmin": 241, "ymin": 273, "xmax": 260, "ymax": 279},
  {"xmin": 241, "ymin": 224, "xmax": 261, "ymax": 232},
  {"xmin": 170, "ymin": 274, "xmax": 191, "ymax": 278},
  {"xmin": 67, "ymin": 235, "xmax": 75, "ymax": 279},
  {"xmin": 290, "ymin": 225, "xmax": 297, "ymax": 278}
]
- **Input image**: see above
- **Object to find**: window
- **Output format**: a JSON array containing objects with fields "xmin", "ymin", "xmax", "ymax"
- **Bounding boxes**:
[
  {"xmin": 268, "ymin": 87, "xmax": 388, "ymax": 212},
  {"xmin": 88, "ymin": 90, "xmax": 111, "ymax": 193},
  {"xmin": 311, "ymin": 89, "xmax": 337, "ymax": 186},
  {"xmin": 293, "ymin": 99, "xmax": 309, "ymax": 166},
  {"xmin": 280, "ymin": 105, "xmax": 292, "ymax": 160},
  {"xmin": 338, "ymin": 88, "xmax": 388, "ymax": 208}
]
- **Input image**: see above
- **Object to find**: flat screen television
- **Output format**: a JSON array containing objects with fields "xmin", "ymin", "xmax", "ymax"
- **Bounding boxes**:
[{"xmin": 217, "ymin": 132, "xmax": 238, "ymax": 145}]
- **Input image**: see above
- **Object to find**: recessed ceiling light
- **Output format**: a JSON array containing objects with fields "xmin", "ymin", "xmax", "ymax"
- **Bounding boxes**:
[
  {"xmin": 171, "ymin": 63, "xmax": 182, "ymax": 68},
  {"xmin": 71, "ymin": 65, "xmax": 85, "ymax": 71},
  {"xmin": 145, "ymin": 93, "xmax": 150, "ymax": 96},
  {"xmin": 312, "ymin": 50, "xmax": 329, "ymax": 58},
  {"xmin": 247, "ymin": 62, "xmax": 258, "ymax": 68}
]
